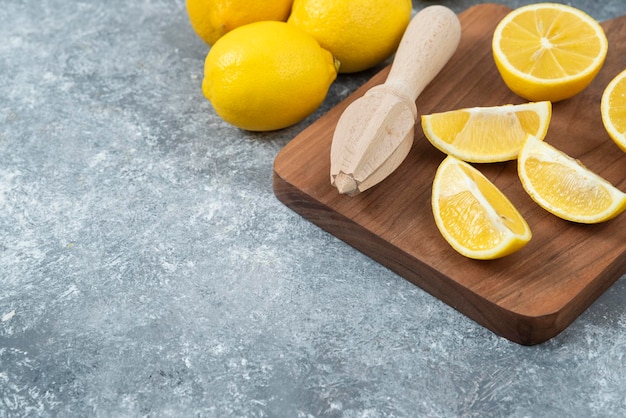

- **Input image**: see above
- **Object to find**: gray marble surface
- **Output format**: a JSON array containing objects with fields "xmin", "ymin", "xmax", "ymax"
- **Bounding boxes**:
[{"xmin": 1, "ymin": 0, "xmax": 626, "ymax": 416}]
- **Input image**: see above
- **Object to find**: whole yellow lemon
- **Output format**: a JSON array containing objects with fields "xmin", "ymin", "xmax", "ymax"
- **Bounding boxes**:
[
  {"xmin": 288, "ymin": 0, "xmax": 412, "ymax": 73},
  {"xmin": 186, "ymin": 0, "xmax": 294, "ymax": 46},
  {"xmin": 202, "ymin": 21, "xmax": 338, "ymax": 132}
]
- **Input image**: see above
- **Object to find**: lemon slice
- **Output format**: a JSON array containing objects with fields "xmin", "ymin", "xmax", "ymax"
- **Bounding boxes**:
[
  {"xmin": 421, "ymin": 101, "xmax": 552, "ymax": 163},
  {"xmin": 601, "ymin": 68, "xmax": 626, "ymax": 153},
  {"xmin": 492, "ymin": 3, "xmax": 608, "ymax": 102},
  {"xmin": 432, "ymin": 156, "xmax": 532, "ymax": 260},
  {"xmin": 518, "ymin": 135, "xmax": 626, "ymax": 223}
]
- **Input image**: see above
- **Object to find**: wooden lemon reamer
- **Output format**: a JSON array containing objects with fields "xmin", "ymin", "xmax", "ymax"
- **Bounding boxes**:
[{"xmin": 330, "ymin": 6, "xmax": 461, "ymax": 196}]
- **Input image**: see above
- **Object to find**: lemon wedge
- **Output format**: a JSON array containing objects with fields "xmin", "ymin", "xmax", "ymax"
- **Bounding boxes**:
[
  {"xmin": 518, "ymin": 135, "xmax": 626, "ymax": 223},
  {"xmin": 421, "ymin": 101, "xmax": 551, "ymax": 163},
  {"xmin": 432, "ymin": 156, "xmax": 532, "ymax": 259}
]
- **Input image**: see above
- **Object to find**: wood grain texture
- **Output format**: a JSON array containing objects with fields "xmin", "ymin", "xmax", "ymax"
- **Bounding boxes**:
[{"xmin": 273, "ymin": 3, "xmax": 626, "ymax": 345}]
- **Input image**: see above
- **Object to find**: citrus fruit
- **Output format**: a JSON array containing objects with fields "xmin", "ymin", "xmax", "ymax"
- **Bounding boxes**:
[
  {"xmin": 287, "ymin": 0, "xmax": 412, "ymax": 73},
  {"xmin": 601, "ymin": 68, "xmax": 626, "ymax": 153},
  {"xmin": 202, "ymin": 21, "xmax": 338, "ymax": 132},
  {"xmin": 432, "ymin": 156, "xmax": 532, "ymax": 260},
  {"xmin": 518, "ymin": 135, "xmax": 626, "ymax": 223},
  {"xmin": 492, "ymin": 3, "xmax": 608, "ymax": 102},
  {"xmin": 421, "ymin": 101, "xmax": 552, "ymax": 163},
  {"xmin": 186, "ymin": 0, "xmax": 293, "ymax": 46}
]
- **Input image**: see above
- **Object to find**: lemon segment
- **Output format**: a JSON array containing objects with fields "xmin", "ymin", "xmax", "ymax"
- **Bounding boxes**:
[
  {"xmin": 492, "ymin": 3, "xmax": 608, "ymax": 102},
  {"xmin": 421, "ymin": 101, "xmax": 552, "ymax": 163},
  {"xmin": 601, "ymin": 68, "xmax": 626, "ymax": 153},
  {"xmin": 517, "ymin": 136, "xmax": 626, "ymax": 223},
  {"xmin": 432, "ymin": 156, "xmax": 532, "ymax": 260},
  {"xmin": 288, "ymin": 0, "xmax": 412, "ymax": 73},
  {"xmin": 202, "ymin": 21, "xmax": 338, "ymax": 132}
]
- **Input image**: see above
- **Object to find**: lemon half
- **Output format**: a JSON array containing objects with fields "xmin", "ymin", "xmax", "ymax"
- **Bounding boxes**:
[{"xmin": 492, "ymin": 3, "xmax": 608, "ymax": 102}]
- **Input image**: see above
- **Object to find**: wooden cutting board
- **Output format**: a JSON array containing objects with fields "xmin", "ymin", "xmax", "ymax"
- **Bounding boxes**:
[{"xmin": 273, "ymin": 3, "xmax": 626, "ymax": 345}]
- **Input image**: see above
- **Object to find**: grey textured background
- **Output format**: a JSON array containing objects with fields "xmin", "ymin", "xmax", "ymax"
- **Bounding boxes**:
[{"xmin": 1, "ymin": 0, "xmax": 626, "ymax": 416}]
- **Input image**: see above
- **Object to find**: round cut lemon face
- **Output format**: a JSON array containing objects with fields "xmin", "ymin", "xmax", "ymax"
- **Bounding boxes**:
[
  {"xmin": 517, "ymin": 136, "xmax": 626, "ymax": 224},
  {"xmin": 492, "ymin": 3, "xmax": 608, "ymax": 102},
  {"xmin": 432, "ymin": 156, "xmax": 531, "ymax": 260},
  {"xmin": 601, "ymin": 68, "xmax": 626, "ymax": 153},
  {"xmin": 421, "ymin": 101, "xmax": 551, "ymax": 163}
]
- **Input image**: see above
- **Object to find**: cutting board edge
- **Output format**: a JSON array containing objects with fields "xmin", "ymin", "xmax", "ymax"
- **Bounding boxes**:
[{"xmin": 273, "ymin": 168, "xmax": 579, "ymax": 345}]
